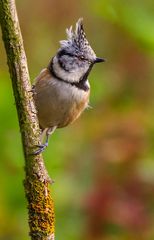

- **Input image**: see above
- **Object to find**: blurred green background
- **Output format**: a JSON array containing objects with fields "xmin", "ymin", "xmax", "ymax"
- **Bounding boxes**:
[{"xmin": 1, "ymin": 0, "xmax": 154, "ymax": 239}]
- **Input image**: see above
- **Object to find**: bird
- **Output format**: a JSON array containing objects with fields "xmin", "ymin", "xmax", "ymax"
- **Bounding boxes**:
[{"xmin": 33, "ymin": 18, "xmax": 105, "ymax": 154}]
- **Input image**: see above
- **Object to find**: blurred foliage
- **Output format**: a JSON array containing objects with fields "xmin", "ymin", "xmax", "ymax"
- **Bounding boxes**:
[
  {"xmin": 91, "ymin": 0, "xmax": 154, "ymax": 51},
  {"xmin": 0, "ymin": 0, "xmax": 154, "ymax": 240}
]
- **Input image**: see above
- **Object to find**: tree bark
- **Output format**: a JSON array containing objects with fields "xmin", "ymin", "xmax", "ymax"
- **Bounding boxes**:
[{"xmin": 0, "ymin": 0, "xmax": 55, "ymax": 239}]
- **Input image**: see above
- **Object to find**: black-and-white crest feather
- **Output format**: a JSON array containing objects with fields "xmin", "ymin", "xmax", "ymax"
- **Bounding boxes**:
[{"xmin": 59, "ymin": 18, "xmax": 96, "ymax": 61}]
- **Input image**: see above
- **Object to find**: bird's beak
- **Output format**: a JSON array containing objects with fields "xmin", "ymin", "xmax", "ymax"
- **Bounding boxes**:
[{"xmin": 94, "ymin": 57, "xmax": 106, "ymax": 63}]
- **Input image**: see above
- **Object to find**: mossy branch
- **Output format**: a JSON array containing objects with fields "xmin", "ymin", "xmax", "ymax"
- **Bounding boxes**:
[{"xmin": 0, "ymin": 0, "xmax": 55, "ymax": 239}]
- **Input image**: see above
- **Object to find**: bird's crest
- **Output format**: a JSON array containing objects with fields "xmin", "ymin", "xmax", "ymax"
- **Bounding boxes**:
[{"xmin": 60, "ymin": 18, "xmax": 96, "ymax": 60}]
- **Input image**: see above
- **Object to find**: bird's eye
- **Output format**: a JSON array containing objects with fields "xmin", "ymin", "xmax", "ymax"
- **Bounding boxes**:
[{"xmin": 78, "ymin": 55, "xmax": 85, "ymax": 61}]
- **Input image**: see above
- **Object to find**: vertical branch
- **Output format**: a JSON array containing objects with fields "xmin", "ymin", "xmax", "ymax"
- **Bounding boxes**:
[{"xmin": 0, "ymin": 0, "xmax": 55, "ymax": 239}]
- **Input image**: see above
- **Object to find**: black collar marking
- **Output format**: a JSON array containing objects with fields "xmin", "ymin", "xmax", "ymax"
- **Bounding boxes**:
[{"xmin": 48, "ymin": 60, "xmax": 91, "ymax": 92}]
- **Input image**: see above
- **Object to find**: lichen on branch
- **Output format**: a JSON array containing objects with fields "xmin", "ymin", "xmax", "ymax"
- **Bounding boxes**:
[{"xmin": 0, "ymin": 0, "xmax": 55, "ymax": 239}]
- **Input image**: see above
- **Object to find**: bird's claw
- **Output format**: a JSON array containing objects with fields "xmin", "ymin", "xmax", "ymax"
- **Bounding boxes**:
[{"xmin": 32, "ymin": 143, "xmax": 48, "ymax": 155}]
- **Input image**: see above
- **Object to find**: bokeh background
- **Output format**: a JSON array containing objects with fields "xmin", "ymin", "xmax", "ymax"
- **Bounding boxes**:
[{"xmin": 1, "ymin": 0, "xmax": 154, "ymax": 239}]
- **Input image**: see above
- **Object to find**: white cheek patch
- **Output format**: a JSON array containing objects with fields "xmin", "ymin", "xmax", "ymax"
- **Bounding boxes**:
[{"xmin": 53, "ymin": 56, "xmax": 89, "ymax": 83}]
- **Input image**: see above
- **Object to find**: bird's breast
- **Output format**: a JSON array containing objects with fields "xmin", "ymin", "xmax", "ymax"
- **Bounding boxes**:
[
  {"xmin": 60, "ymin": 84, "xmax": 90, "ymax": 127},
  {"xmin": 52, "ymin": 79, "xmax": 90, "ymax": 128},
  {"xmin": 34, "ymin": 68, "xmax": 90, "ymax": 129}
]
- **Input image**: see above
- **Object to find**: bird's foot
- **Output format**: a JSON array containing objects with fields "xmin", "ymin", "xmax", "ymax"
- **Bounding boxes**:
[{"xmin": 32, "ymin": 142, "xmax": 48, "ymax": 155}]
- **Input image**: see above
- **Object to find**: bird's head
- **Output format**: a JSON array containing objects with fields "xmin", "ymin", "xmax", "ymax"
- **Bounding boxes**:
[{"xmin": 50, "ymin": 18, "xmax": 105, "ymax": 83}]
